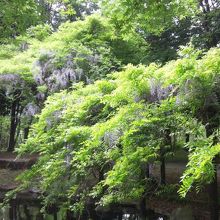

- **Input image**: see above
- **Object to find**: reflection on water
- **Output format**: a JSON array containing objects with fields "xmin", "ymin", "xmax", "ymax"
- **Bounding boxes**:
[
  {"xmin": 122, "ymin": 214, "xmax": 164, "ymax": 220},
  {"xmin": 0, "ymin": 204, "xmax": 167, "ymax": 220},
  {"xmin": 0, "ymin": 204, "xmax": 64, "ymax": 220}
]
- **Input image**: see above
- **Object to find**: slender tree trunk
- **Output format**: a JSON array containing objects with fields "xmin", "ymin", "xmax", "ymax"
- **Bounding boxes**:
[
  {"xmin": 9, "ymin": 204, "xmax": 13, "ymax": 220},
  {"xmin": 7, "ymin": 99, "xmax": 18, "ymax": 152},
  {"xmin": 24, "ymin": 117, "xmax": 33, "ymax": 140},
  {"xmin": 160, "ymin": 129, "xmax": 172, "ymax": 185},
  {"xmin": 87, "ymin": 203, "xmax": 101, "ymax": 220},
  {"xmin": 139, "ymin": 199, "xmax": 155, "ymax": 220},
  {"xmin": 14, "ymin": 104, "xmax": 24, "ymax": 145},
  {"xmin": 146, "ymin": 163, "xmax": 150, "ymax": 178},
  {"xmin": 160, "ymin": 156, "xmax": 166, "ymax": 185},
  {"xmin": 139, "ymin": 164, "xmax": 155, "ymax": 220},
  {"xmin": 9, "ymin": 201, "xmax": 17, "ymax": 220},
  {"xmin": 139, "ymin": 198, "xmax": 146, "ymax": 220},
  {"xmin": 206, "ymin": 127, "xmax": 219, "ymax": 220},
  {"xmin": 199, "ymin": 0, "xmax": 218, "ymax": 47},
  {"xmin": 204, "ymin": 0, "xmax": 210, "ymax": 12},
  {"xmin": 66, "ymin": 210, "xmax": 77, "ymax": 220},
  {"xmin": 117, "ymin": 213, "xmax": 123, "ymax": 220},
  {"xmin": 24, "ymin": 127, "xmax": 30, "ymax": 140},
  {"xmin": 0, "ymin": 122, "xmax": 2, "ymax": 148},
  {"xmin": 209, "ymin": 157, "xmax": 219, "ymax": 220},
  {"xmin": 36, "ymin": 212, "xmax": 44, "ymax": 220},
  {"xmin": 53, "ymin": 212, "xmax": 57, "ymax": 220},
  {"xmin": 185, "ymin": 133, "xmax": 190, "ymax": 143}
]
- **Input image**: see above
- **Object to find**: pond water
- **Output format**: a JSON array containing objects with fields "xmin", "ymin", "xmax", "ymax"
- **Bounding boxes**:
[
  {"xmin": 0, "ymin": 200, "xmax": 168, "ymax": 220},
  {"xmin": 0, "ymin": 202, "xmax": 66, "ymax": 220}
]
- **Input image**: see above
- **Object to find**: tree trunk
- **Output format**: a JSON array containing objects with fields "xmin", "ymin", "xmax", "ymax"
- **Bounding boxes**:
[
  {"xmin": 206, "ymin": 127, "xmax": 219, "ymax": 220},
  {"xmin": 160, "ymin": 129, "xmax": 171, "ymax": 185},
  {"xmin": 139, "ymin": 200, "xmax": 155, "ymax": 220},
  {"xmin": 204, "ymin": 0, "xmax": 210, "ymax": 12},
  {"xmin": 139, "ymin": 198, "xmax": 147, "ymax": 220},
  {"xmin": 24, "ymin": 127, "xmax": 29, "ymax": 140},
  {"xmin": 117, "ymin": 213, "xmax": 123, "ymax": 220},
  {"xmin": 208, "ymin": 157, "xmax": 219, "ymax": 220},
  {"xmin": 7, "ymin": 99, "xmax": 18, "ymax": 152},
  {"xmin": 146, "ymin": 163, "xmax": 150, "ymax": 178},
  {"xmin": 36, "ymin": 212, "xmax": 44, "ymax": 220},
  {"xmin": 66, "ymin": 210, "xmax": 75, "ymax": 220},
  {"xmin": 14, "ymin": 104, "xmax": 25, "ymax": 145},
  {"xmin": 9, "ymin": 201, "xmax": 17, "ymax": 220},
  {"xmin": 24, "ymin": 117, "xmax": 33, "ymax": 140},
  {"xmin": 139, "ymin": 164, "xmax": 155, "ymax": 220},
  {"xmin": 87, "ymin": 204, "xmax": 100, "ymax": 220},
  {"xmin": 53, "ymin": 212, "xmax": 57, "ymax": 220},
  {"xmin": 160, "ymin": 156, "xmax": 166, "ymax": 185}
]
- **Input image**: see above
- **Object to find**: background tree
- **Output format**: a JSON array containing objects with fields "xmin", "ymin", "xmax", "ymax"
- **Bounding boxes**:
[
  {"xmin": 0, "ymin": 0, "xmax": 47, "ymax": 42},
  {"xmin": 99, "ymin": 0, "xmax": 220, "ymax": 64}
]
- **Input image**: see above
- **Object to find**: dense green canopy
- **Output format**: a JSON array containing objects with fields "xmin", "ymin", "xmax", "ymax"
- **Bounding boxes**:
[
  {"xmin": 16, "ymin": 47, "xmax": 220, "ymax": 214},
  {"xmin": 1, "ymin": 0, "xmax": 220, "ymax": 219},
  {"xmin": 0, "ymin": 15, "xmax": 148, "ymax": 151},
  {"xmin": 100, "ymin": 0, "xmax": 198, "ymax": 33}
]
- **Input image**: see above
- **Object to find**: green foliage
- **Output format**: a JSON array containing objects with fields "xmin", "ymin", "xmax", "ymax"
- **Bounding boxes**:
[
  {"xmin": 0, "ymin": 15, "xmax": 148, "ymax": 150},
  {"xmin": 179, "ymin": 139, "xmax": 220, "ymax": 197},
  {"xmin": 0, "ymin": 0, "xmax": 46, "ymax": 42},
  {"xmin": 0, "ymin": 116, "xmax": 10, "ymax": 150},
  {"xmin": 14, "ymin": 47, "xmax": 220, "ymax": 213},
  {"xmin": 0, "ymin": 15, "xmax": 147, "ymax": 89},
  {"xmin": 27, "ymin": 24, "xmax": 53, "ymax": 41},
  {"xmin": 1, "ymin": 0, "xmax": 220, "ymax": 214},
  {"xmin": 100, "ymin": 0, "xmax": 197, "ymax": 34},
  {"xmin": 155, "ymin": 184, "xmax": 180, "ymax": 201}
]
